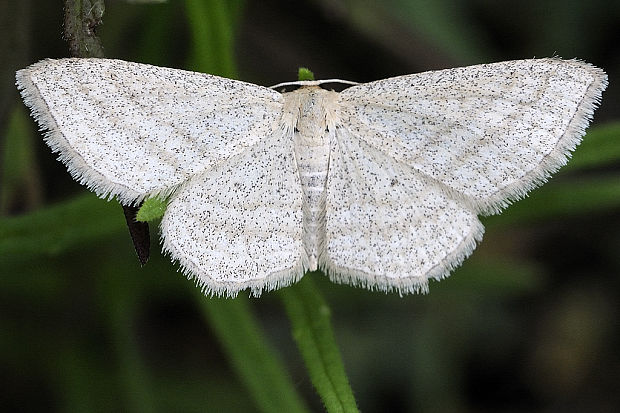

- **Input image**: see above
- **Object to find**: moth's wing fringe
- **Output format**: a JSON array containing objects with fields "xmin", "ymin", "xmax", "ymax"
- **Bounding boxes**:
[
  {"xmin": 476, "ymin": 59, "xmax": 608, "ymax": 216},
  {"xmin": 15, "ymin": 63, "xmax": 172, "ymax": 207},
  {"xmin": 16, "ymin": 57, "xmax": 607, "ymax": 297},
  {"xmin": 320, "ymin": 218, "xmax": 485, "ymax": 295}
]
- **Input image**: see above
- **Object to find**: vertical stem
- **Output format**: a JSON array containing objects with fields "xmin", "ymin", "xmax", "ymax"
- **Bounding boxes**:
[
  {"xmin": 198, "ymin": 295, "xmax": 311, "ymax": 413},
  {"xmin": 63, "ymin": 0, "xmax": 105, "ymax": 58},
  {"xmin": 62, "ymin": 2, "xmax": 155, "ymax": 411},
  {"xmin": 63, "ymin": 0, "xmax": 150, "ymax": 264},
  {"xmin": 280, "ymin": 275, "xmax": 360, "ymax": 413}
]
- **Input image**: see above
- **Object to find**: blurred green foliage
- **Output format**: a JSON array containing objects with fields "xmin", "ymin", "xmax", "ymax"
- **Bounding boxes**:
[{"xmin": 1, "ymin": 0, "xmax": 620, "ymax": 412}]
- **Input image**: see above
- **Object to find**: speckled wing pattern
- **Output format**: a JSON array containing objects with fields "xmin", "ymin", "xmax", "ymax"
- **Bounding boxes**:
[
  {"xmin": 17, "ymin": 58, "xmax": 303, "ymax": 297},
  {"xmin": 16, "ymin": 58, "xmax": 284, "ymax": 204},
  {"xmin": 338, "ymin": 59, "xmax": 608, "ymax": 214},
  {"xmin": 324, "ymin": 58, "xmax": 607, "ymax": 293},
  {"xmin": 17, "ymin": 58, "xmax": 607, "ymax": 297},
  {"xmin": 161, "ymin": 133, "xmax": 304, "ymax": 297},
  {"xmin": 322, "ymin": 127, "xmax": 484, "ymax": 294}
]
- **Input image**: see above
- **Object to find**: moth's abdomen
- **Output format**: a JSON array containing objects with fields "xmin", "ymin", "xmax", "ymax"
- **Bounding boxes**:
[
  {"xmin": 284, "ymin": 87, "xmax": 337, "ymax": 271},
  {"xmin": 296, "ymin": 143, "xmax": 330, "ymax": 271}
]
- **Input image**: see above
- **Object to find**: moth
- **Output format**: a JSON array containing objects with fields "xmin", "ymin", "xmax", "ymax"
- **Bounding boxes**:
[{"xmin": 16, "ymin": 58, "xmax": 607, "ymax": 296}]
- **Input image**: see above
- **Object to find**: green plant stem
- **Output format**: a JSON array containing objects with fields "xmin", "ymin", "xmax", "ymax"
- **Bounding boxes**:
[
  {"xmin": 561, "ymin": 122, "xmax": 620, "ymax": 172},
  {"xmin": 280, "ymin": 275, "xmax": 359, "ymax": 413},
  {"xmin": 180, "ymin": 2, "xmax": 310, "ymax": 411},
  {"xmin": 198, "ymin": 295, "xmax": 311, "ymax": 413}
]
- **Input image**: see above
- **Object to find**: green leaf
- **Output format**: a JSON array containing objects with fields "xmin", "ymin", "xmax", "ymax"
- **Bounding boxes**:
[
  {"xmin": 199, "ymin": 296, "xmax": 311, "ymax": 413},
  {"xmin": 280, "ymin": 275, "xmax": 359, "ymax": 413},
  {"xmin": 1, "ymin": 105, "xmax": 42, "ymax": 214},
  {"xmin": 485, "ymin": 175, "xmax": 620, "ymax": 228},
  {"xmin": 340, "ymin": 0, "xmax": 488, "ymax": 64},
  {"xmin": 184, "ymin": 0, "xmax": 243, "ymax": 77},
  {"xmin": 442, "ymin": 255, "xmax": 545, "ymax": 296},
  {"xmin": 298, "ymin": 67, "xmax": 315, "ymax": 81},
  {"xmin": 0, "ymin": 194, "xmax": 123, "ymax": 258},
  {"xmin": 482, "ymin": 123, "xmax": 620, "ymax": 228},
  {"xmin": 136, "ymin": 197, "xmax": 167, "ymax": 222},
  {"xmin": 561, "ymin": 122, "xmax": 620, "ymax": 172}
]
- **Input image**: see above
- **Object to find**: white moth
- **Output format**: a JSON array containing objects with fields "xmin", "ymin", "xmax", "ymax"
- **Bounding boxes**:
[{"xmin": 16, "ymin": 58, "xmax": 607, "ymax": 297}]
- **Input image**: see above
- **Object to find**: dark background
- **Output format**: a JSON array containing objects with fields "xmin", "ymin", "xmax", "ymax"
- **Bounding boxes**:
[{"xmin": 1, "ymin": 0, "xmax": 619, "ymax": 412}]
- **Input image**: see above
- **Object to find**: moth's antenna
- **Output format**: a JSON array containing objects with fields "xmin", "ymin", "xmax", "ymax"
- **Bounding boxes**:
[{"xmin": 270, "ymin": 79, "xmax": 360, "ymax": 89}]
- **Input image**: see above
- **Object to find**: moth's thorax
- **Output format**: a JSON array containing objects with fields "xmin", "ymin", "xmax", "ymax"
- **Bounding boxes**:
[
  {"xmin": 282, "ymin": 86, "xmax": 339, "ymax": 145},
  {"xmin": 283, "ymin": 86, "xmax": 338, "ymax": 271}
]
